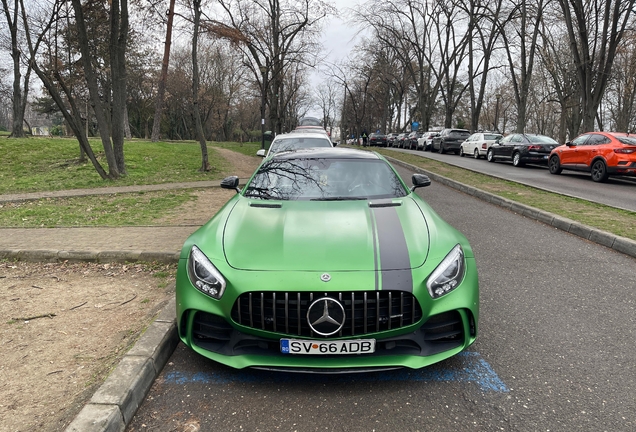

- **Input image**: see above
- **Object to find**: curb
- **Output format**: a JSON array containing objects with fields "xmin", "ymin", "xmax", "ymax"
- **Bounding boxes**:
[
  {"xmin": 65, "ymin": 296, "xmax": 179, "ymax": 432},
  {"xmin": 0, "ymin": 249, "xmax": 180, "ymax": 264},
  {"xmin": 387, "ymin": 156, "xmax": 636, "ymax": 260}
]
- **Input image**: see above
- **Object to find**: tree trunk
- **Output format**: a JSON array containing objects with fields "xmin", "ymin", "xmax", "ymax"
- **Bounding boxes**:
[
  {"xmin": 151, "ymin": 0, "xmax": 176, "ymax": 142},
  {"xmin": 110, "ymin": 0, "xmax": 129, "ymax": 175},
  {"xmin": 2, "ymin": 0, "xmax": 27, "ymax": 137},
  {"xmin": 70, "ymin": 0, "xmax": 120, "ymax": 179},
  {"xmin": 192, "ymin": 0, "xmax": 210, "ymax": 172}
]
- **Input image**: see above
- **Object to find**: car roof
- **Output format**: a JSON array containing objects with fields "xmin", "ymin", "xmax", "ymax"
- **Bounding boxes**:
[
  {"xmin": 269, "ymin": 147, "xmax": 381, "ymax": 161},
  {"xmin": 272, "ymin": 132, "xmax": 331, "ymax": 141}
]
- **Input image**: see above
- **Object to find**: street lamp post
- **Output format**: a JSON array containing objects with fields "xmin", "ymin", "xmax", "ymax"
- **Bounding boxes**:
[{"xmin": 494, "ymin": 94, "xmax": 501, "ymax": 132}]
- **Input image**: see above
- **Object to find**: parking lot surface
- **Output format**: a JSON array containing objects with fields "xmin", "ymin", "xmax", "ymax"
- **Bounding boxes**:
[{"xmin": 127, "ymin": 165, "xmax": 636, "ymax": 431}]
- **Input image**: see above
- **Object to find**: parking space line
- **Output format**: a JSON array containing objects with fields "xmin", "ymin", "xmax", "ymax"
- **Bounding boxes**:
[{"xmin": 164, "ymin": 351, "xmax": 508, "ymax": 392}]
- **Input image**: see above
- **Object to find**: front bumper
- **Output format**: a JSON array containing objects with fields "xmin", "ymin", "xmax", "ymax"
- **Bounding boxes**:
[{"xmin": 176, "ymin": 258, "xmax": 479, "ymax": 371}]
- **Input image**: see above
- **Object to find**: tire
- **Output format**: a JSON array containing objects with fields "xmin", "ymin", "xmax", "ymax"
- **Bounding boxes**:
[
  {"xmin": 473, "ymin": 148, "xmax": 480, "ymax": 159},
  {"xmin": 512, "ymin": 152, "xmax": 524, "ymax": 167},
  {"xmin": 487, "ymin": 149, "xmax": 496, "ymax": 162},
  {"xmin": 439, "ymin": 142, "xmax": 446, "ymax": 154},
  {"xmin": 459, "ymin": 147, "xmax": 465, "ymax": 157},
  {"xmin": 591, "ymin": 159, "xmax": 609, "ymax": 182},
  {"xmin": 549, "ymin": 155, "xmax": 562, "ymax": 174}
]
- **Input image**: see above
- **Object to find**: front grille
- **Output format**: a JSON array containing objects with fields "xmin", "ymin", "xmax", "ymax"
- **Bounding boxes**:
[{"xmin": 230, "ymin": 291, "xmax": 422, "ymax": 338}]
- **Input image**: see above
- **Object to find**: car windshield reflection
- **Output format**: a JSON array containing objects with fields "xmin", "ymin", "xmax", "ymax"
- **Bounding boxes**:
[{"xmin": 244, "ymin": 158, "xmax": 407, "ymax": 201}]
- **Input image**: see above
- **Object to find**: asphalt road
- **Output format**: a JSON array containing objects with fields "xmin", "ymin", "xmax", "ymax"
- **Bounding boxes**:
[
  {"xmin": 127, "ymin": 164, "xmax": 636, "ymax": 432},
  {"xmin": 388, "ymin": 146, "xmax": 636, "ymax": 212}
]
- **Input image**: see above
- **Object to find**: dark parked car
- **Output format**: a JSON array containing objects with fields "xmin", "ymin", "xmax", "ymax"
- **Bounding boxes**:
[
  {"xmin": 368, "ymin": 133, "xmax": 388, "ymax": 147},
  {"xmin": 387, "ymin": 132, "xmax": 400, "ymax": 147},
  {"xmin": 395, "ymin": 133, "xmax": 408, "ymax": 148},
  {"xmin": 487, "ymin": 133, "xmax": 559, "ymax": 167},
  {"xmin": 432, "ymin": 129, "xmax": 471, "ymax": 154},
  {"xmin": 406, "ymin": 131, "xmax": 422, "ymax": 150}
]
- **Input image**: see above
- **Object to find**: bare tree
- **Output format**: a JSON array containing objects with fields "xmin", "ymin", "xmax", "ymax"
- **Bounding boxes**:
[
  {"xmin": 1, "ymin": 0, "xmax": 32, "ymax": 137},
  {"xmin": 499, "ymin": 0, "xmax": 546, "ymax": 133},
  {"xmin": 213, "ymin": 0, "xmax": 332, "ymax": 134},
  {"xmin": 150, "ymin": 0, "xmax": 176, "ymax": 142},
  {"xmin": 191, "ymin": 0, "xmax": 210, "ymax": 171},
  {"xmin": 20, "ymin": 0, "xmax": 109, "ymax": 179},
  {"xmin": 557, "ymin": 0, "xmax": 636, "ymax": 133}
]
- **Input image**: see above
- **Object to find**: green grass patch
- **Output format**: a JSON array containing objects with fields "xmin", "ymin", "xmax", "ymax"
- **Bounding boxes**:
[
  {"xmin": 209, "ymin": 141, "xmax": 261, "ymax": 157},
  {"xmin": 372, "ymin": 148, "xmax": 636, "ymax": 241},
  {"xmin": 0, "ymin": 137, "xmax": 240, "ymax": 194},
  {"xmin": 0, "ymin": 190, "xmax": 196, "ymax": 227}
]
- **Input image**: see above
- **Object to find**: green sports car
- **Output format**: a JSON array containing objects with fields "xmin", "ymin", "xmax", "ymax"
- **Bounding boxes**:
[{"xmin": 176, "ymin": 147, "xmax": 479, "ymax": 372}]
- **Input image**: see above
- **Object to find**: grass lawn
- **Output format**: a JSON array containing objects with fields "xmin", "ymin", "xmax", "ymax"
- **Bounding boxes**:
[
  {"xmin": 1, "ymin": 137, "xmax": 635, "ymax": 243},
  {"xmin": 0, "ymin": 136, "xmax": 260, "ymax": 194},
  {"xmin": 370, "ymin": 148, "xmax": 636, "ymax": 241}
]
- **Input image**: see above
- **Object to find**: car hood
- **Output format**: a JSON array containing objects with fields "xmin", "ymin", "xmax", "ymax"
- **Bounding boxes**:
[{"xmin": 221, "ymin": 197, "xmax": 430, "ymax": 272}]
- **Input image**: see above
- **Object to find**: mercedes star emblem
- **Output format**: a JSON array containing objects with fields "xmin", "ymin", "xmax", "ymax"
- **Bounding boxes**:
[
  {"xmin": 306, "ymin": 297, "xmax": 345, "ymax": 336},
  {"xmin": 320, "ymin": 273, "xmax": 331, "ymax": 282}
]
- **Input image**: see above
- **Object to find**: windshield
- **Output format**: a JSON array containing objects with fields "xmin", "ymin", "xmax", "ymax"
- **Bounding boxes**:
[
  {"xmin": 244, "ymin": 158, "xmax": 408, "ymax": 201},
  {"xmin": 269, "ymin": 137, "xmax": 332, "ymax": 155}
]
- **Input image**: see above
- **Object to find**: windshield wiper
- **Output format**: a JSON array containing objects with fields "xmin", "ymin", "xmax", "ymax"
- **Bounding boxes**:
[{"xmin": 310, "ymin": 196, "xmax": 367, "ymax": 201}]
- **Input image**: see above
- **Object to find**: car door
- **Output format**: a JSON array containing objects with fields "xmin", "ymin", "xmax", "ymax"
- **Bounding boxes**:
[
  {"xmin": 501, "ymin": 134, "xmax": 520, "ymax": 159},
  {"xmin": 560, "ymin": 134, "xmax": 590, "ymax": 167},
  {"xmin": 580, "ymin": 134, "xmax": 611, "ymax": 169}
]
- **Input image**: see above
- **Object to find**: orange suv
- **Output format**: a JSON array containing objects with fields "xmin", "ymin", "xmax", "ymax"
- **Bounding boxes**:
[{"xmin": 548, "ymin": 132, "xmax": 636, "ymax": 182}]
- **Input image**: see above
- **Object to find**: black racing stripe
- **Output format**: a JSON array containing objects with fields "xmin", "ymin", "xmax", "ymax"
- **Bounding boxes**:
[
  {"xmin": 369, "ymin": 205, "xmax": 380, "ymax": 291},
  {"xmin": 371, "ymin": 206, "xmax": 413, "ymax": 292}
]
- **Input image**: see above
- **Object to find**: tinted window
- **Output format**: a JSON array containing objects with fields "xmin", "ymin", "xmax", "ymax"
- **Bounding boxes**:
[
  {"xmin": 269, "ymin": 137, "xmax": 332, "ymax": 154},
  {"xmin": 245, "ymin": 158, "xmax": 407, "ymax": 201},
  {"xmin": 587, "ymin": 134, "xmax": 611, "ymax": 145},
  {"xmin": 449, "ymin": 130, "xmax": 470, "ymax": 138}
]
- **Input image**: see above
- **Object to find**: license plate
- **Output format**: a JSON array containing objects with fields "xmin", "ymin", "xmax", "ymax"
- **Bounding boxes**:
[{"xmin": 280, "ymin": 338, "xmax": 376, "ymax": 355}]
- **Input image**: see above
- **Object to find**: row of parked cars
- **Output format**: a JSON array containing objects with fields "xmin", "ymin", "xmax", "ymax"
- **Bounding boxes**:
[{"xmin": 387, "ymin": 128, "xmax": 636, "ymax": 183}]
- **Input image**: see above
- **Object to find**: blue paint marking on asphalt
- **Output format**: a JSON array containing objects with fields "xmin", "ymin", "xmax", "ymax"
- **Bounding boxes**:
[{"xmin": 164, "ymin": 351, "xmax": 509, "ymax": 392}]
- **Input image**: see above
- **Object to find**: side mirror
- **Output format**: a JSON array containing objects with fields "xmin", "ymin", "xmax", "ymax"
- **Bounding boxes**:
[
  {"xmin": 332, "ymin": 141, "xmax": 338, "ymax": 147},
  {"xmin": 565, "ymin": 141, "xmax": 573, "ymax": 146},
  {"xmin": 411, "ymin": 173, "xmax": 431, "ymax": 191},
  {"xmin": 256, "ymin": 149, "xmax": 266, "ymax": 157},
  {"xmin": 220, "ymin": 175, "xmax": 241, "ymax": 193}
]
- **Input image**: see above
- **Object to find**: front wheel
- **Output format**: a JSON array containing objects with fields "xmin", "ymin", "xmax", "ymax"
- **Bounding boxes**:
[
  {"xmin": 512, "ymin": 152, "xmax": 524, "ymax": 167},
  {"xmin": 459, "ymin": 147, "xmax": 465, "ymax": 157},
  {"xmin": 473, "ymin": 148, "xmax": 480, "ymax": 159},
  {"xmin": 549, "ymin": 155, "xmax": 562, "ymax": 174},
  {"xmin": 591, "ymin": 160, "xmax": 609, "ymax": 182},
  {"xmin": 487, "ymin": 149, "xmax": 496, "ymax": 162},
  {"xmin": 439, "ymin": 142, "xmax": 446, "ymax": 154}
]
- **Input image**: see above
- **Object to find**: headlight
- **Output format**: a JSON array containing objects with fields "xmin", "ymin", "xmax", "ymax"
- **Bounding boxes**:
[
  {"xmin": 426, "ymin": 244, "xmax": 465, "ymax": 299},
  {"xmin": 187, "ymin": 245, "xmax": 226, "ymax": 299}
]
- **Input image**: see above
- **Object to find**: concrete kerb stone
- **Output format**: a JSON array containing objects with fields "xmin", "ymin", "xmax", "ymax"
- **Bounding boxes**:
[
  {"xmin": 64, "ymin": 404, "xmax": 124, "ymax": 432},
  {"xmin": 385, "ymin": 156, "xmax": 636, "ymax": 260},
  {"xmin": 65, "ymin": 296, "xmax": 179, "ymax": 432}
]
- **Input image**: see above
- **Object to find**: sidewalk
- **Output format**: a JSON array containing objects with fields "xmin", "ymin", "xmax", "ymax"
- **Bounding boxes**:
[{"xmin": 0, "ymin": 179, "xmax": 249, "ymax": 263}]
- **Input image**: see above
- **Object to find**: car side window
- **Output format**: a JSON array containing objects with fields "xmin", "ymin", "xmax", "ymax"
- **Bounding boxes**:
[
  {"xmin": 587, "ymin": 134, "xmax": 611, "ymax": 145},
  {"xmin": 572, "ymin": 135, "xmax": 589, "ymax": 146},
  {"xmin": 509, "ymin": 135, "xmax": 522, "ymax": 143}
]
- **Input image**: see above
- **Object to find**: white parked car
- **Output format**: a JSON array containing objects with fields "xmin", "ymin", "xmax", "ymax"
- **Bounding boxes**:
[
  {"xmin": 460, "ymin": 132, "xmax": 503, "ymax": 159},
  {"xmin": 256, "ymin": 132, "xmax": 333, "ymax": 157}
]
